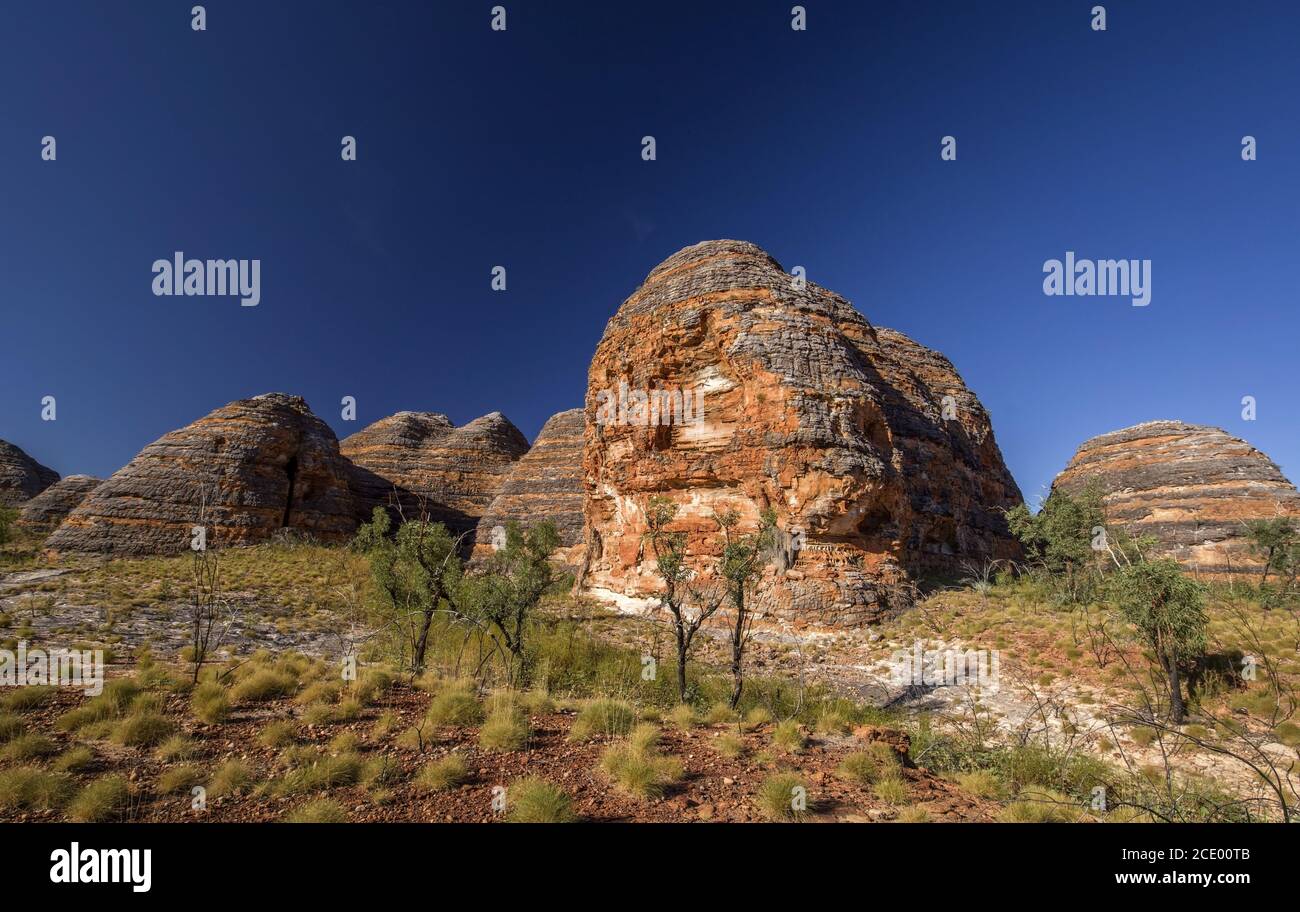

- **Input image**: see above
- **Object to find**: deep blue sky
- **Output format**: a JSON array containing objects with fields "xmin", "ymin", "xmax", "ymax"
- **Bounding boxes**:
[{"xmin": 3, "ymin": 1, "xmax": 1297, "ymax": 506}]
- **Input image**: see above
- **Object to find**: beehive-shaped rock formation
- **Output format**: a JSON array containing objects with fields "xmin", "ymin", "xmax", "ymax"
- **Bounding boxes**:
[
  {"xmin": 1053, "ymin": 420, "xmax": 1300, "ymax": 574},
  {"xmin": 46, "ymin": 394, "xmax": 358, "ymax": 554},
  {"xmin": 580, "ymin": 240, "xmax": 1023, "ymax": 627},
  {"xmin": 0, "ymin": 440, "xmax": 59, "ymax": 506},
  {"xmin": 17, "ymin": 475, "xmax": 101, "ymax": 528},
  {"xmin": 342, "ymin": 411, "xmax": 529, "ymax": 537}
]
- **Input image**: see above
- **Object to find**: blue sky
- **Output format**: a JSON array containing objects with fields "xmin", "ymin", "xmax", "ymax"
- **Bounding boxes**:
[{"xmin": 2, "ymin": 1, "xmax": 1296, "ymax": 506}]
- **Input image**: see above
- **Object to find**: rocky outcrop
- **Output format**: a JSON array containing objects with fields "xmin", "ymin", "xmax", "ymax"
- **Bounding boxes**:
[
  {"xmin": 1053, "ymin": 420, "xmax": 1300, "ymax": 574},
  {"xmin": 45, "ymin": 394, "xmax": 358, "ymax": 555},
  {"xmin": 0, "ymin": 440, "xmax": 59, "ymax": 506},
  {"xmin": 17, "ymin": 475, "xmax": 101, "ymax": 528},
  {"xmin": 580, "ymin": 240, "xmax": 1023, "ymax": 628},
  {"xmin": 342, "ymin": 411, "xmax": 529, "ymax": 537},
  {"xmin": 472, "ymin": 409, "xmax": 585, "ymax": 570}
]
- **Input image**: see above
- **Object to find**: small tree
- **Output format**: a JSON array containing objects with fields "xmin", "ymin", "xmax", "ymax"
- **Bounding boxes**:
[
  {"xmin": 1109, "ymin": 558, "xmax": 1208, "ymax": 724},
  {"xmin": 187, "ymin": 489, "xmax": 238, "ymax": 684},
  {"xmin": 643, "ymin": 496, "xmax": 725, "ymax": 703},
  {"xmin": 717, "ymin": 506, "xmax": 777, "ymax": 709},
  {"xmin": 354, "ymin": 506, "xmax": 465, "ymax": 675},
  {"xmin": 1245, "ymin": 516, "xmax": 1298, "ymax": 593},
  {"xmin": 0, "ymin": 505, "xmax": 16, "ymax": 546},
  {"xmin": 454, "ymin": 520, "xmax": 559, "ymax": 687}
]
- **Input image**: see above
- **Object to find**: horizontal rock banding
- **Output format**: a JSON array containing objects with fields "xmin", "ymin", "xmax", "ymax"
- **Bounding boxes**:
[
  {"xmin": 580, "ymin": 239, "xmax": 1022, "ymax": 627},
  {"xmin": 473, "ymin": 408, "xmax": 585, "ymax": 570},
  {"xmin": 342, "ymin": 410, "xmax": 529, "ymax": 538},
  {"xmin": 0, "ymin": 440, "xmax": 59, "ymax": 506},
  {"xmin": 17, "ymin": 475, "xmax": 101, "ymax": 528},
  {"xmin": 45, "ymin": 394, "xmax": 358, "ymax": 555},
  {"xmin": 1053, "ymin": 420, "xmax": 1300, "ymax": 574}
]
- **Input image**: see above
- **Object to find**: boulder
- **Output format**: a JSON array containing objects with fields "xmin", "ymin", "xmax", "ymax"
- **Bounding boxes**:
[
  {"xmin": 1052, "ymin": 420, "xmax": 1300, "ymax": 574},
  {"xmin": 472, "ymin": 408, "xmax": 585, "ymax": 570},
  {"xmin": 17, "ymin": 475, "xmax": 101, "ymax": 528},
  {"xmin": 580, "ymin": 240, "xmax": 1022, "ymax": 627},
  {"xmin": 341, "ymin": 410, "xmax": 529, "ymax": 538},
  {"xmin": 45, "ymin": 393, "xmax": 358, "ymax": 555},
  {"xmin": 0, "ymin": 440, "xmax": 59, "ymax": 506}
]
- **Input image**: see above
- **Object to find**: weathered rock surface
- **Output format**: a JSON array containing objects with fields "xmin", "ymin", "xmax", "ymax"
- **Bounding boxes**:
[
  {"xmin": 0, "ymin": 440, "xmax": 59, "ymax": 506},
  {"xmin": 45, "ymin": 394, "xmax": 358, "ymax": 555},
  {"xmin": 580, "ymin": 240, "xmax": 1022, "ymax": 628},
  {"xmin": 17, "ymin": 475, "xmax": 101, "ymax": 527},
  {"xmin": 473, "ymin": 409, "xmax": 585, "ymax": 569},
  {"xmin": 342, "ymin": 411, "xmax": 529, "ymax": 537},
  {"xmin": 1053, "ymin": 420, "xmax": 1300, "ymax": 574}
]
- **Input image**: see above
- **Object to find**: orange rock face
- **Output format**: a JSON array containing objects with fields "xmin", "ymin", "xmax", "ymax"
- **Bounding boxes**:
[
  {"xmin": 342, "ymin": 411, "xmax": 529, "ymax": 538},
  {"xmin": 579, "ymin": 240, "xmax": 1022, "ymax": 627},
  {"xmin": 1053, "ymin": 421, "xmax": 1300, "ymax": 574}
]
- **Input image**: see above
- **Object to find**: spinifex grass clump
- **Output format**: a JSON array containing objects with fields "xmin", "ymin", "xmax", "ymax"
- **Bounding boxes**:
[
  {"xmin": 414, "ymin": 754, "xmax": 468, "ymax": 793},
  {"xmin": 479, "ymin": 702, "xmax": 531, "ymax": 752},
  {"xmin": 68, "ymin": 775, "xmax": 131, "ymax": 823},
  {"xmin": 837, "ymin": 741, "xmax": 903, "ymax": 786},
  {"xmin": 756, "ymin": 772, "xmax": 810, "ymax": 822},
  {"xmin": 0, "ymin": 767, "xmax": 72, "ymax": 812},
  {"xmin": 505, "ymin": 776, "xmax": 576, "ymax": 823},
  {"xmin": 599, "ymin": 725, "xmax": 684, "ymax": 799},
  {"xmin": 426, "ymin": 685, "xmax": 485, "ymax": 727},
  {"xmin": 285, "ymin": 799, "xmax": 349, "ymax": 823},
  {"xmin": 771, "ymin": 719, "xmax": 805, "ymax": 753},
  {"xmin": 56, "ymin": 677, "xmax": 142, "ymax": 732},
  {"xmin": 569, "ymin": 698, "xmax": 636, "ymax": 741}
]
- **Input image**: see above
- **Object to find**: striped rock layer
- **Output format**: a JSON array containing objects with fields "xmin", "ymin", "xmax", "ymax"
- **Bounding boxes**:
[
  {"xmin": 0, "ymin": 440, "xmax": 59, "ymax": 506},
  {"xmin": 17, "ymin": 475, "xmax": 101, "ymax": 528},
  {"xmin": 472, "ymin": 408, "xmax": 585, "ymax": 570},
  {"xmin": 342, "ymin": 411, "xmax": 529, "ymax": 538},
  {"xmin": 580, "ymin": 240, "xmax": 1023, "ymax": 628},
  {"xmin": 1052, "ymin": 421, "xmax": 1300, "ymax": 574},
  {"xmin": 45, "ymin": 394, "xmax": 358, "ymax": 555}
]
